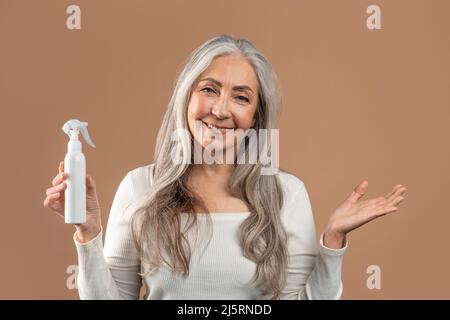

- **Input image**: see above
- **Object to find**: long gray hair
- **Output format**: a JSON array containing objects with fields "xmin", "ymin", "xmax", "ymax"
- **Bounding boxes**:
[{"xmin": 131, "ymin": 34, "xmax": 288, "ymax": 299}]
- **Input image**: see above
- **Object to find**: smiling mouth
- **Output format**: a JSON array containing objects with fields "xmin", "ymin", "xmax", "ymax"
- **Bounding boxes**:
[{"xmin": 201, "ymin": 120, "xmax": 234, "ymax": 134}]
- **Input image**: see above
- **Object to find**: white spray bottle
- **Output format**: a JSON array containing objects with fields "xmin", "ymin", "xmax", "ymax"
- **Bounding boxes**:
[{"xmin": 62, "ymin": 119, "xmax": 96, "ymax": 224}]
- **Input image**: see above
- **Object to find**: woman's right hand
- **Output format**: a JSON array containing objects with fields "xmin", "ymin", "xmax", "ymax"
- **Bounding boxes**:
[{"xmin": 43, "ymin": 161, "xmax": 102, "ymax": 243}]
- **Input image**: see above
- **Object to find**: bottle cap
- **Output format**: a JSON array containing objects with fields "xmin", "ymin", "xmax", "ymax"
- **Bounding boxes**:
[{"xmin": 62, "ymin": 119, "xmax": 96, "ymax": 148}]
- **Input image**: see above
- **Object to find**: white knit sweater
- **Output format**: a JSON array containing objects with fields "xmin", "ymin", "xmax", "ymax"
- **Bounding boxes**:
[{"xmin": 73, "ymin": 164, "xmax": 347, "ymax": 300}]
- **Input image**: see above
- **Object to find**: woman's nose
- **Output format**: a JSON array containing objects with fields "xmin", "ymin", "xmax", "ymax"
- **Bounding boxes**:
[{"xmin": 211, "ymin": 97, "xmax": 232, "ymax": 119}]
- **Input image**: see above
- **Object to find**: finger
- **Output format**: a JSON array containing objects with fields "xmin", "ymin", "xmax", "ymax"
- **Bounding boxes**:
[
  {"xmin": 58, "ymin": 161, "xmax": 64, "ymax": 174},
  {"xmin": 52, "ymin": 172, "xmax": 68, "ymax": 187},
  {"xmin": 368, "ymin": 205, "xmax": 399, "ymax": 220},
  {"xmin": 52, "ymin": 173, "xmax": 62, "ymax": 187},
  {"xmin": 384, "ymin": 184, "xmax": 403, "ymax": 199},
  {"xmin": 46, "ymin": 182, "xmax": 66, "ymax": 196},
  {"xmin": 43, "ymin": 192, "xmax": 61, "ymax": 208},
  {"xmin": 366, "ymin": 186, "xmax": 405, "ymax": 209},
  {"xmin": 386, "ymin": 184, "xmax": 406, "ymax": 199},
  {"xmin": 348, "ymin": 180, "xmax": 369, "ymax": 203},
  {"xmin": 386, "ymin": 186, "xmax": 407, "ymax": 203},
  {"xmin": 86, "ymin": 175, "xmax": 96, "ymax": 190},
  {"xmin": 378, "ymin": 206, "xmax": 399, "ymax": 217},
  {"xmin": 48, "ymin": 192, "xmax": 61, "ymax": 201},
  {"xmin": 48, "ymin": 201, "xmax": 64, "ymax": 217},
  {"xmin": 387, "ymin": 195, "xmax": 405, "ymax": 208},
  {"xmin": 374, "ymin": 187, "xmax": 404, "ymax": 206},
  {"xmin": 369, "ymin": 195, "xmax": 405, "ymax": 219}
]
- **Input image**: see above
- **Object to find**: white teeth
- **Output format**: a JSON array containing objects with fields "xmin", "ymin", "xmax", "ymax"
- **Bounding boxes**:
[{"xmin": 204, "ymin": 122, "xmax": 229, "ymax": 131}]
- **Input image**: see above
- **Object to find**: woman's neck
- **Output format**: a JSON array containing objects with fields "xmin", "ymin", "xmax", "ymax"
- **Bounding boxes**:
[{"xmin": 189, "ymin": 164, "xmax": 235, "ymax": 189}]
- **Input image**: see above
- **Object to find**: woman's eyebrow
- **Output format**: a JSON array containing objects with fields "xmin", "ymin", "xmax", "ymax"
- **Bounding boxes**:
[{"xmin": 199, "ymin": 77, "xmax": 254, "ymax": 94}]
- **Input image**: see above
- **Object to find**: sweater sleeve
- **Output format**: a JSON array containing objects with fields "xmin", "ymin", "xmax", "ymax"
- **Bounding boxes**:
[
  {"xmin": 73, "ymin": 172, "xmax": 142, "ymax": 300},
  {"xmin": 281, "ymin": 182, "xmax": 348, "ymax": 300}
]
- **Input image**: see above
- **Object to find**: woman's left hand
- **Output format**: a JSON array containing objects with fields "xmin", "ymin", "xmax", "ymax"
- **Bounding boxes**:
[{"xmin": 323, "ymin": 181, "xmax": 407, "ymax": 249}]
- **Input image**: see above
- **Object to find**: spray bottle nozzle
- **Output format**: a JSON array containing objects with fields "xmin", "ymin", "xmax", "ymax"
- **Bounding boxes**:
[{"xmin": 62, "ymin": 119, "xmax": 96, "ymax": 148}]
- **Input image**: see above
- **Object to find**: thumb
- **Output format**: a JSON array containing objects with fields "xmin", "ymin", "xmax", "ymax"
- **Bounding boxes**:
[
  {"xmin": 348, "ymin": 180, "xmax": 369, "ymax": 203},
  {"xmin": 86, "ymin": 175, "xmax": 96, "ymax": 190}
]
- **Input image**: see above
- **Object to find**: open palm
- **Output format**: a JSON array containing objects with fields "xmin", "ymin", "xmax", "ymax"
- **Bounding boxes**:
[{"xmin": 326, "ymin": 181, "xmax": 407, "ymax": 236}]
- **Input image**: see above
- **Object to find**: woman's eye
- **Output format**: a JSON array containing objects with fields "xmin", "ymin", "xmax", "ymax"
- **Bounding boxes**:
[
  {"xmin": 237, "ymin": 96, "xmax": 249, "ymax": 103},
  {"xmin": 201, "ymin": 87, "xmax": 215, "ymax": 93}
]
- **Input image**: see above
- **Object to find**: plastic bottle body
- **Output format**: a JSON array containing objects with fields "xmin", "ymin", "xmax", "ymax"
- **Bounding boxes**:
[{"xmin": 64, "ymin": 141, "xmax": 86, "ymax": 224}]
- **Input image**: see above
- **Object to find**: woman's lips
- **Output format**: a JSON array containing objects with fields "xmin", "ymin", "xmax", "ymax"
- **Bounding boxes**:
[{"xmin": 201, "ymin": 120, "xmax": 234, "ymax": 135}]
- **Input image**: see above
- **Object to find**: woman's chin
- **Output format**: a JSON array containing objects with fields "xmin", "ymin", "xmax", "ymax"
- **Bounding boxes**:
[{"xmin": 192, "ymin": 139, "xmax": 236, "ymax": 163}]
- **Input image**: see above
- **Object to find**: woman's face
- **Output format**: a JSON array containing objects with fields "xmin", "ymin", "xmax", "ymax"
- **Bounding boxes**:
[{"xmin": 187, "ymin": 55, "xmax": 259, "ymax": 160}]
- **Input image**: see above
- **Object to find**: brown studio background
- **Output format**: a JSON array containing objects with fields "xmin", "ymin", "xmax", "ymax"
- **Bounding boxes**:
[{"xmin": 0, "ymin": 0, "xmax": 449, "ymax": 299}]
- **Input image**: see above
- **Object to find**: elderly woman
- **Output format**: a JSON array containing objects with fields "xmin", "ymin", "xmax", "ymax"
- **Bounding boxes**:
[{"xmin": 43, "ymin": 34, "xmax": 407, "ymax": 300}]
